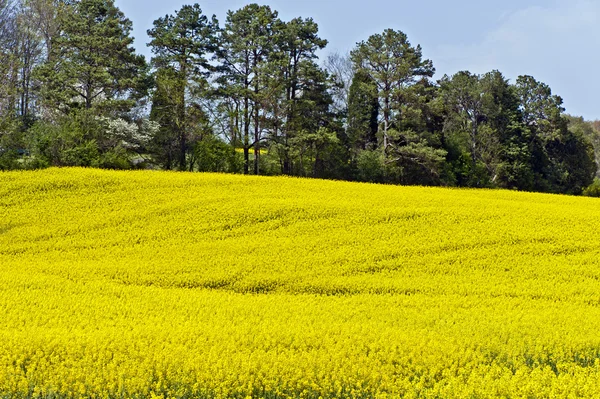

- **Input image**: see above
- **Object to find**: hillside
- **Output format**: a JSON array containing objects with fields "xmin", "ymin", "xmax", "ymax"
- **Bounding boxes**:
[{"xmin": 1, "ymin": 168, "xmax": 600, "ymax": 398}]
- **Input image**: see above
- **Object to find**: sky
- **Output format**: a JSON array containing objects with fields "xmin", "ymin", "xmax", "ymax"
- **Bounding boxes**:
[{"xmin": 116, "ymin": 0, "xmax": 600, "ymax": 121}]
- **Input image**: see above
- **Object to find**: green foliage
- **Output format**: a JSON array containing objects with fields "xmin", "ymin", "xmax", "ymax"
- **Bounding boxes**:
[
  {"xmin": 439, "ymin": 71, "xmax": 487, "ymax": 179},
  {"xmin": 29, "ymin": 112, "xmax": 101, "ymax": 167},
  {"xmin": 194, "ymin": 136, "xmax": 241, "ymax": 173},
  {"xmin": 545, "ymin": 128, "xmax": 596, "ymax": 195},
  {"xmin": 148, "ymin": 3, "xmax": 218, "ymax": 73},
  {"xmin": 148, "ymin": 4, "xmax": 218, "ymax": 172},
  {"xmin": 350, "ymin": 29, "xmax": 445, "ymax": 186},
  {"xmin": 355, "ymin": 149, "xmax": 385, "ymax": 183},
  {"xmin": 36, "ymin": 0, "xmax": 148, "ymax": 114},
  {"xmin": 438, "ymin": 71, "xmax": 592, "ymax": 192},
  {"xmin": 218, "ymin": 4, "xmax": 282, "ymax": 175},
  {"xmin": 583, "ymin": 178, "xmax": 600, "ymax": 197},
  {"xmin": 289, "ymin": 127, "xmax": 340, "ymax": 178},
  {"xmin": 351, "ymin": 29, "xmax": 435, "ymax": 149},
  {"xmin": 0, "ymin": 117, "xmax": 26, "ymax": 170},
  {"xmin": 568, "ymin": 115, "xmax": 600, "ymax": 179},
  {"xmin": 386, "ymin": 129, "xmax": 448, "ymax": 186},
  {"xmin": 149, "ymin": 66, "xmax": 185, "ymax": 170},
  {"xmin": 515, "ymin": 75, "xmax": 565, "ymax": 141},
  {"xmin": 28, "ymin": 109, "xmax": 148, "ymax": 169},
  {"xmin": 0, "ymin": 1, "xmax": 598, "ymax": 197},
  {"xmin": 347, "ymin": 69, "xmax": 378, "ymax": 153},
  {"xmin": 496, "ymin": 138, "xmax": 535, "ymax": 191},
  {"xmin": 278, "ymin": 16, "xmax": 329, "ymax": 139},
  {"xmin": 514, "ymin": 76, "xmax": 596, "ymax": 194}
]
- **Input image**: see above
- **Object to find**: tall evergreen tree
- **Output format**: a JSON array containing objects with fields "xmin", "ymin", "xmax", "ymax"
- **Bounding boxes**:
[
  {"xmin": 515, "ymin": 75, "xmax": 596, "ymax": 193},
  {"xmin": 385, "ymin": 78, "xmax": 447, "ymax": 186},
  {"xmin": 148, "ymin": 3, "xmax": 218, "ymax": 171},
  {"xmin": 36, "ymin": 0, "xmax": 147, "ymax": 114},
  {"xmin": 218, "ymin": 4, "xmax": 281, "ymax": 175},
  {"xmin": 439, "ymin": 71, "xmax": 490, "ymax": 186},
  {"xmin": 478, "ymin": 71, "xmax": 531, "ymax": 189},
  {"xmin": 149, "ymin": 66, "xmax": 182, "ymax": 170},
  {"xmin": 288, "ymin": 61, "xmax": 341, "ymax": 178},
  {"xmin": 350, "ymin": 29, "xmax": 434, "ymax": 150},
  {"xmin": 276, "ymin": 17, "xmax": 327, "ymax": 175},
  {"xmin": 347, "ymin": 69, "xmax": 378, "ymax": 153}
]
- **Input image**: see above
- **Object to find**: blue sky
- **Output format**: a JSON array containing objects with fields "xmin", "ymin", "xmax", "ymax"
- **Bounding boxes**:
[{"xmin": 116, "ymin": 0, "xmax": 600, "ymax": 120}]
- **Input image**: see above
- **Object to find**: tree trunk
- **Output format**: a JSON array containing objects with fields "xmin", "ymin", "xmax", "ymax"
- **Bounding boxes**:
[
  {"xmin": 254, "ymin": 108, "xmax": 260, "ymax": 175},
  {"xmin": 383, "ymin": 95, "xmax": 389, "ymax": 150},
  {"xmin": 470, "ymin": 117, "xmax": 478, "ymax": 166},
  {"xmin": 253, "ymin": 74, "xmax": 260, "ymax": 175},
  {"xmin": 243, "ymin": 88, "xmax": 250, "ymax": 175},
  {"xmin": 178, "ymin": 66, "xmax": 187, "ymax": 171}
]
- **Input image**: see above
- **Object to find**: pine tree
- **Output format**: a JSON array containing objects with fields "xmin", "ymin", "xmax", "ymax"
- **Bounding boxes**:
[
  {"xmin": 347, "ymin": 69, "xmax": 379, "ymax": 153},
  {"xmin": 218, "ymin": 4, "xmax": 281, "ymax": 175},
  {"xmin": 351, "ymin": 29, "xmax": 434, "ymax": 150},
  {"xmin": 36, "ymin": 0, "xmax": 147, "ymax": 114}
]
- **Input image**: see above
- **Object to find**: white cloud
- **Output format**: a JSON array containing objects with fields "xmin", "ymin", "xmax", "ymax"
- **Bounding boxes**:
[{"xmin": 433, "ymin": 0, "xmax": 600, "ymax": 119}]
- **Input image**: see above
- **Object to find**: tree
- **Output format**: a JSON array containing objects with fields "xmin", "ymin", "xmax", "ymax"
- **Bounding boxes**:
[
  {"xmin": 515, "ymin": 75, "xmax": 596, "ymax": 193},
  {"xmin": 323, "ymin": 51, "xmax": 353, "ymax": 115},
  {"xmin": 0, "ymin": 0, "xmax": 15, "ymax": 39},
  {"xmin": 568, "ymin": 117, "xmax": 600, "ymax": 179},
  {"xmin": 351, "ymin": 29, "xmax": 434, "ymax": 150},
  {"xmin": 15, "ymin": 0, "xmax": 47, "ymax": 125},
  {"xmin": 0, "ymin": 0, "xmax": 22, "ymax": 170},
  {"xmin": 0, "ymin": 0, "xmax": 68, "ymax": 128},
  {"xmin": 0, "ymin": 0, "xmax": 18, "ymax": 117},
  {"xmin": 386, "ymin": 76, "xmax": 448, "ymax": 186},
  {"xmin": 148, "ymin": 3, "xmax": 218, "ymax": 171},
  {"xmin": 27, "ymin": 0, "xmax": 72, "ymax": 58},
  {"xmin": 29, "ymin": 109, "xmax": 157, "ymax": 169},
  {"xmin": 274, "ymin": 16, "xmax": 328, "ymax": 175},
  {"xmin": 149, "ymin": 66, "xmax": 182, "ymax": 170},
  {"xmin": 290, "ymin": 127, "xmax": 339, "ymax": 177},
  {"xmin": 440, "ymin": 70, "xmax": 535, "ymax": 188},
  {"xmin": 36, "ymin": 0, "xmax": 147, "ymax": 114},
  {"xmin": 26, "ymin": 0, "xmax": 150, "ymax": 171},
  {"xmin": 218, "ymin": 4, "xmax": 282, "ymax": 175},
  {"xmin": 194, "ymin": 135, "xmax": 241, "ymax": 173},
  {"xmin": 440, "ymin": 71, "xmax": 497, "ymax": 187},
  {"xmin": 286, "ymin": 61, "xmax": 343, "ymax": 178},
  {"xmin": 480, "ymin": 71, "xmax": 533, "ymax": 190},
  {"xmin": 347, "ymin": 68, "xmax": 378, "ymax": 153},
  {"xmin": 349, "ymin": 29, "xmax": 445, "ymax": 185},
  {"xmin": 440, "ymin": 72, "xmax": 482, "ymax": 170}
]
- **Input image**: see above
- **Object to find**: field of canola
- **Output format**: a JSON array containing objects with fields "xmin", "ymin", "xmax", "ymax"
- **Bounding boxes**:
[{"xmin": 2, "ymin": 168, "xmax": 600, "ymax": 398}]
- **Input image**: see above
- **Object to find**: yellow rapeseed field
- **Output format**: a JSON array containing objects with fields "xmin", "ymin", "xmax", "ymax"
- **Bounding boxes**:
[{"xmin": 2, "ymin": 168, "xmax": 600, "ymax": 398}]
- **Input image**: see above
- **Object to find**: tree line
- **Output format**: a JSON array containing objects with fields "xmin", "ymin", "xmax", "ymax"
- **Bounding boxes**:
[{"xmin": 1, "ymin": 0, "xmax": 599, "ymax": 195}]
